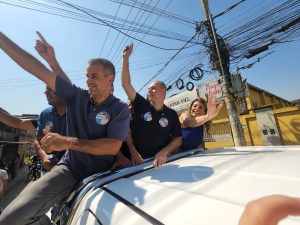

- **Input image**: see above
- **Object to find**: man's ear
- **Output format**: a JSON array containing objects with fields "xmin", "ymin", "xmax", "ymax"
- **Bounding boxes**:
[{"xmin": 108, "ymin": 74, "xmax": 115, "ymax": 82}]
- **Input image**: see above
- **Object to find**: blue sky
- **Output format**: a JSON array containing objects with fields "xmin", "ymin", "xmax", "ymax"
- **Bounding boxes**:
[{"xmin": 0, "ymin": 0, "xmax": 299, "ymax": 115}]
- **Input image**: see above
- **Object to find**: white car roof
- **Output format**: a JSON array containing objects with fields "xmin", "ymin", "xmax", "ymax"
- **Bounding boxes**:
[{"xmin": 70, "ymin": 146, "xmax": 300, "ymax": 225}]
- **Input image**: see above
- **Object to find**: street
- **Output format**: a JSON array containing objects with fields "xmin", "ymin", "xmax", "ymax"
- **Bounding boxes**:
[{"xmin": 0, "ymin": 166, "xmax": 31, "ymax": 210}]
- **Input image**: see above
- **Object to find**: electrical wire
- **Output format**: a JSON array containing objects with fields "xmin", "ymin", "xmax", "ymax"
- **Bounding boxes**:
[{"xmin": 55, "ymin": 0, "xmax": 194, "ymax": 51}]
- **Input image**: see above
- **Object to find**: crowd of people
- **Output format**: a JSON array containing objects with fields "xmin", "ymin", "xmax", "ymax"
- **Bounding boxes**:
[{"xmin": 0, "ymin": 31, "xmax": 298, "ymax": 225}]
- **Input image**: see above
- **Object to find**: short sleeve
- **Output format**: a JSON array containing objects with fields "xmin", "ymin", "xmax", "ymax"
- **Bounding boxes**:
[
  {"xmin": 132, "ymin": 93, "xmax": 148, "ymax": 113},
  {"xmin": 55, "ymin": 76, "xmax": 83, "ymax": 106},
  {"xmin": 170, "ymin": 110, "xmax": 182, "ymax": 138}
]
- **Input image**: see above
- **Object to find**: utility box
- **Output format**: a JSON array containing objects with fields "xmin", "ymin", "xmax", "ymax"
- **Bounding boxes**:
[{"xmin": 254, "ymin": 107, "xmax": 282, "ymax": 145}]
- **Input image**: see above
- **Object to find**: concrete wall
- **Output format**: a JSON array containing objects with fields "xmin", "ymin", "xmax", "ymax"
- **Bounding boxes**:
[
  {"xmin": 206, "ymin": 106, "xmax": 300, "ymax": 149},
  {"xmin": 274, "ymin": 107, "xmax": 300, "ymax": 145}
]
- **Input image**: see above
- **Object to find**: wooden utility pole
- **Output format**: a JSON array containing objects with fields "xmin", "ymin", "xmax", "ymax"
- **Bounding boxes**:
[{"xmin": 200, "ymin": 0, "xmax": 246, "ymax": 146}]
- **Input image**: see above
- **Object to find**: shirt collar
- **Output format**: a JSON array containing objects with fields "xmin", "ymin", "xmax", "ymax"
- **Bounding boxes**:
[{"xmin": 90, "ymin": 94, "xmax": 115, "ymax": 107}]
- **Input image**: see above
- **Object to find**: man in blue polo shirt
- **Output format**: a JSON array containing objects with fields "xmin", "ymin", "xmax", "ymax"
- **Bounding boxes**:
[
  {"xmin": 35, "ymin": 86, "xmax": 67, "ymax": 170},
  {"xmin": 0, "ymin": 87, "xmax": 66, "ymax": 171},
  {"xmin": 0, "ymin": 32, "xmax": 130, "ymax": 225},
  {"xmin": 0, "ymin": 87, "xmax": 66, "ymax": 172}
]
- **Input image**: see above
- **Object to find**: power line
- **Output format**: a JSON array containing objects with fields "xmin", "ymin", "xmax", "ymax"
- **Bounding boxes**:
[
  {"xmin": 56, "ymin": 0, "xmax": 194, "ymax": 51},
  {"xmin": 213, "ymin": 0, "xmax": 247, "ymax": 19},
  {"xmin": 110, "ymin": 0, "xmax": 154, "ymax": 64},
  {"xmin": 0, "ymin": 0, "xmax": 194, "ymax": 43},
  {"xmin": 98, "ymin": 2, "xmax": 122, "ymax": 57},
  {"xmin": 137, "ymin": 32, "xmax": 198, "ymax": 92}
]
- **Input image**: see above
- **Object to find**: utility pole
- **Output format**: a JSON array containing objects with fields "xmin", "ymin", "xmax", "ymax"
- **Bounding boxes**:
[{"xmin": 200, "ymin": 0, "xmax": 246, "ymax": 146}]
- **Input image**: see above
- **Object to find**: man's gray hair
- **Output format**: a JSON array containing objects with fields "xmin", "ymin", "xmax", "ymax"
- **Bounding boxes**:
[
  {"xmin": 88, "ymin": 58, "xmax": 115, "ymax": 77},
  {"xmin": 154, "ymin": 80, "xmax": 167, "ymax": 90}
]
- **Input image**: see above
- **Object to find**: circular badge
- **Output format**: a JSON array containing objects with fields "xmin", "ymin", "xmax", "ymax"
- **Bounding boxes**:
[
  {"xmin": 96, "ymin": 111, "xmax": 110, "ymax": 125},
  {"xmin": 159, "ymin": 117, "xmax": 169, "ymax": 127},
  {"xmin": 45, "ymin": 121, "xmax": 54, "ymax": 131},
  {"xmin": 143, "ymin": 112, "xmax": 152, "ymax": 122}
]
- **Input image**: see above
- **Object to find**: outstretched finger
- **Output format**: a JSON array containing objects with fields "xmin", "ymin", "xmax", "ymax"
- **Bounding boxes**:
[{"xmin": 36, "ymin": 31, "xmax": 49, "ymax": 45}]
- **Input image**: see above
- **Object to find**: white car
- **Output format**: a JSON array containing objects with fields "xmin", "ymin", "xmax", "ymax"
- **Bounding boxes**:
[{"xmin": 52, "ymin": 146, "xmax": 300, "ymax": 225}]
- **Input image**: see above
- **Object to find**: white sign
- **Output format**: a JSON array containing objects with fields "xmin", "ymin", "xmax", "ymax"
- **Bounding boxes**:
[
  {"xmin": 197, "ymin": 79, "xmax": 224, "ymax": 101},
  {"xmin": 164, "ymin": 89, "xmax": 198, "ymax": 113}
]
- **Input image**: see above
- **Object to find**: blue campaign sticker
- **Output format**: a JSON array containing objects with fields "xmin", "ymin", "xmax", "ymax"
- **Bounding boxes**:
[
  {"xmin": 96, "ymin": 111, "xmax": 110, "ymax": 125},
  {"xmin": 159, "ymin": 117, "xmax": 169, "ymax": 127},
  {"xmin": 45, "ymin": 121, "xmax": 54, "ymax": 131},
  {"xmin": 143, "ymin": 112, "xmax": 152, "ymax": 121}
]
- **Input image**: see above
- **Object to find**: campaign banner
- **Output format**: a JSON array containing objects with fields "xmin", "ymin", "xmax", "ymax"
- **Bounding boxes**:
[
  {"xmin": 197, "ymin": 79, "xmax": 224, "ymax": 101},
  {"xmin": 164, "ymin": 89, "xmax": 198, "ymax": 113}
]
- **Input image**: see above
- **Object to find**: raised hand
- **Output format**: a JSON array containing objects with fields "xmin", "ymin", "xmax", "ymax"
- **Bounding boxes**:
[
  {"xmin": 207, "ymin": 94, "xmax": 223, "ymax": 120},
  {"xmin": 35, "ymin": 31, "xmax": 56, "ymax": 64},
  {"xmin": 122, "ymin": 43, "xmax": 133, "ymax": 58}
]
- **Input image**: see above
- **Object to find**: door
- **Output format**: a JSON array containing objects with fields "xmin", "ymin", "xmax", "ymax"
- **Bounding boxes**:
[{"xmin": 255, "ymin": 107, "xmax": 281, "ymax": 145}]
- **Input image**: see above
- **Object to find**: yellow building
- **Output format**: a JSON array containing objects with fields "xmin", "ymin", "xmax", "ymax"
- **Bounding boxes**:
[{"xmin": 206, "ymin": 83, "xmax": 300, "ymax": 148}]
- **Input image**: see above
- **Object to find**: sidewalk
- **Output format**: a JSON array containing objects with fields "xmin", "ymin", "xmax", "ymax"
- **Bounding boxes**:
[
  {"xmin": 6, "ymin": 165, "xmax": 28, "ymax": 193},
  {"xmin": 0, "ymin": 166, "xmax": 29, "ymax": 210}
]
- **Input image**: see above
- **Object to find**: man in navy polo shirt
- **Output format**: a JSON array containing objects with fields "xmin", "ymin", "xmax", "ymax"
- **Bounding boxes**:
[
  {"xmin": 35, "ymin": 86, "xmax": 67, "ymax": 170},
  {"xmin": 0, "ymin": 87, "xmax": 66, "ymax": 171},
  {"xmin": 0, "ymin": 32, "xmax": 130, "ymax": 225},
  {"xmin": 0, "ymin": 87, "xmax": 66, "ymax": 172},
  {"xmin": 121, "ymin": 44, "xmax": 182, "ymax": 167}
]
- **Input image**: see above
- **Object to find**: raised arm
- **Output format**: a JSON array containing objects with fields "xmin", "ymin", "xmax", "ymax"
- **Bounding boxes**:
[
  {"xmin": 121, "ymin": 44, "xmax": 136, "ymax": 102},
  {"xmin": 0, "ymin": 107, "xmax": 36, "ymax": 131},
  {"xmin": 180, "ymin": 95, "xmax": 223, "ymax": 128},
  {"xmin": 179, "ymin": 112, "xmax": 210, "ymax": 128},
  {"xmin": 35, "ymin": 31, "xmax": 71, "ymax": 83},
  {"xmin": 0, "ymin": 32, "xmax": 56, "ymax": 90}
]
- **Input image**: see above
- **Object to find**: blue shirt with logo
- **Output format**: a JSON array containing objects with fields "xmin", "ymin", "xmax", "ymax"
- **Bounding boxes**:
[
  {"xmin": 36, "ymin": 106, "xmax": 67, "ymax": 160},
  {"xmin": 36, "ymin": 107, "xmax": 66, "ymax": 137},
  {"xmin": 55, "ymin": 76, "xmax": 130, "ymax": 180}
]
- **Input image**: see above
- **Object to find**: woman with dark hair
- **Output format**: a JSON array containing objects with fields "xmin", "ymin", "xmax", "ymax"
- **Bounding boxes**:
[{"xmin": 179, "ymin": 94, "xmax": 223, "ymax": 151}]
